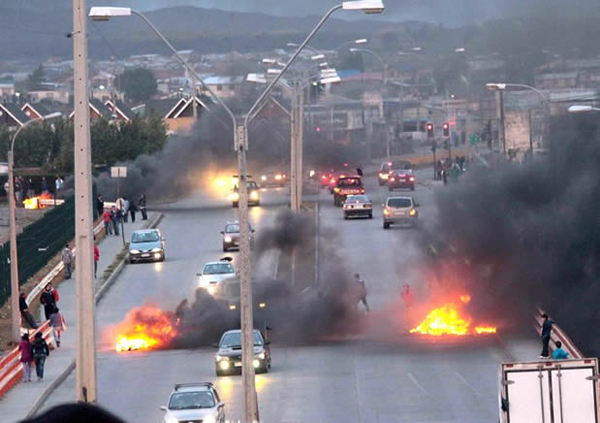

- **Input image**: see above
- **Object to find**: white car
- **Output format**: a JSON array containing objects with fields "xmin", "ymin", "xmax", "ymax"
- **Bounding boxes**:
[
  {"xmin": 160, "ymin": 382, "xmax": 225, "ymax": 423},
  {"xmin": 197, "ymin": 258, "xmax": 237, "ymax": 295}
]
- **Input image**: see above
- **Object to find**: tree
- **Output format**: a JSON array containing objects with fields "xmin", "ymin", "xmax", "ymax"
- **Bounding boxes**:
[
  {"xmin": 24, "ymin": 64, "xmax": 46, "ymax": 91},
  {"xmin": 116, "ymin": 68, "xmax": 158, "ymax": 104}
]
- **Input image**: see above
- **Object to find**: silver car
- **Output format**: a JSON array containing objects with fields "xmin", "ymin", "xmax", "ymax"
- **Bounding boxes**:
[
  {"xmin": 129, "ymin": 229, "xmax": 165, "ymax": 263},
  {"xmin": 343, "ymin": 195, "xmax": 373, "ymax": 219},
  {"xmin": 160, "ymin": 383, "xmax": 225, "ymax": 423},
  {"xmin": 382, "ymin": 196, "xmax": 419, "ymax": 229},
  {"xmin": 221, "ymin": 221, "xmax": 255, "ymax": 252},
  {"xmin": 197, "ymin": 259, "xmax": 237, "ymax": 296}
]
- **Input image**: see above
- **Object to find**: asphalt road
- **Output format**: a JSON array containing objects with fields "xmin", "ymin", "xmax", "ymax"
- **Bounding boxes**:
[{"xmin": 40, "ymin": 169, "xmax": 539, "ymax": 423}]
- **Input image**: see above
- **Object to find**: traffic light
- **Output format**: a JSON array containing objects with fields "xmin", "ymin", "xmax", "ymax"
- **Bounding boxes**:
[
  {"xmin": 426, "ymin": 123, "xmax": 434, "ymax": 138},
  {"xmin": 443, "ymin": 122, "xmax": 450, "ymax": 137}
]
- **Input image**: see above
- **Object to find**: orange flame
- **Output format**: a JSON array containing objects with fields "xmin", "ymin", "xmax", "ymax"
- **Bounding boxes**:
[
  {"xmin": 112, "ymin": 305, "xmax": 177, "ymax": 352},
  {"xmin": 410, "ymin": 296, "xmax": 497, "ymax": 336},
  {"xmin": 23, "ymin": 197, "xmax": 39, "ymax": 210}
]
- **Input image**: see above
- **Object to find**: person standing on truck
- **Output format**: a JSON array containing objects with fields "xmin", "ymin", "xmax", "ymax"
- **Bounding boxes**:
[
  {"xmin": 552, "ymin": 341, "xmax": 569, "ymax": 359},
  {"xmin": 540, "ymin": 313, "xmax": 555, "ymax": 358}
]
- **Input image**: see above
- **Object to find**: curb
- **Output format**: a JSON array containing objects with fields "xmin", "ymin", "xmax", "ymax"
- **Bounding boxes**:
[{"xmin": 26, "ymin": 212, "xmax": 164, "ymax": 418}]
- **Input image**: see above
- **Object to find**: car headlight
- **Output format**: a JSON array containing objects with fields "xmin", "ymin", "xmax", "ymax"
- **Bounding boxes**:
[
  {"xmin": 216, "ymin": 355, "xmax": 229, "ymax": 362},
  {"xmin": 256, "ymin": 352, "xmax": 265, "ymax": 360},
  {"xmin": 232, "ymin": 192, "xmax": 240, "ymax": 201},
  {"xmin": 207, "ymin": 285, "xmax": 216, "ymax": 295},
  {"xmin": 224, "ymin": 236, "xmax": 232, "ymax": 243},
  {"xmin": 250, "ymin": 191, "xmax": 259, "ymax": 200},
  {"xmin": 261, "ymin": 175, "xmax": 267, "ymax": 181},
  {"xmin": 203, "ymin": 416, "xmax": 217, "ymax": 423},
  {"xmin": 275, "ymin": 174, "xmax": 282, "ymax": 180},
  {"xmin": 130, "ymin": 249, "xmax": 140, "ymax": 254},
  {"xmin": 409, "ymin": 208, "xmax": 417, "ymax": 216},
  {"xmin": 151, "ymin": 248, "xmax": 162, "ymax": 253},
  {"xmin": 165, "ymin": 416, "xmax": 179, "ymax": 423}
]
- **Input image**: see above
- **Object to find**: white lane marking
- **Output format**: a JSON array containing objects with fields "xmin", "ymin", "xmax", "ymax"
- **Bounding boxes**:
[
  {"xmin": 454, "ymin": 372, "xmax": 482, "ymax": 396},
  {"xmin": 407, "ymin": 372, "xmax": 429, "ymax": 396}
]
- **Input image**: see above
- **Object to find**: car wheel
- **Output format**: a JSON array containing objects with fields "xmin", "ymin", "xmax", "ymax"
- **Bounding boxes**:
[
  {"xmin": 379, "ymin": 180, "xmax": 384, "ymax": 186},
  {"xmin": 223, "ymin": 245, "xmax": 228, "ymax": 252},
  {"xmin": 160, "ymin": 255, "xmax": 165, "ymax": 262},
  {"xmin": 344, "ymin": 214, "xmax": 349, "ymax": 220},
  {"xmin": 383, "ymin": 222, "xmax": 390, "ymax": 229},
  {"xmin": 256, "ymin": 201, "xmax": 261, "ymax": 206},
  {"xmin": 129, "ymin": 257, "xmax": 135, "ymax": 264},
  {"xmin": 216, "ymin": 368, "xmax": 223, "ymax": 377},
  {"xmin": 411, "ymin": 185, "xmax": 415, "ymax": 191},
  {"xmin": 368, "ymin": 213, "xmax": 373, "ymax": 219},
  {"xmin": 232, "ymin": 202, "xmax": 238, "ymax": 208},
  {"xmin": 388, "ymin": 186, "xmax": 393, "ymax": 192}
]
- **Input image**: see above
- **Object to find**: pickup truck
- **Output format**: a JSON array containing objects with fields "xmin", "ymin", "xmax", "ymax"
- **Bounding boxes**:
[
  {"xmin": 499, "ymin": 358, "xmax": 600, "ymax": 423},
  {"xmin": 333, "ymin": 176, "xmax": 365, "ymax": 207}
]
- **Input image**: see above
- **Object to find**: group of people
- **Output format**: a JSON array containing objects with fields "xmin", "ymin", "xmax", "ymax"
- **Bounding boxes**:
[
  {"xmin": 96, "ymin": 194, "xmax": 147, "ymax": 236},
  {"xmin": 7, "ymin": 175, "xmax": 64, "ymax": 206},
  {"xmin": 18, "ymin": 283, "xmax": 66, "ymax": 382},
  {"xmin": 434, "ymin": 156, "xmax": 468, "ymax": 184}
]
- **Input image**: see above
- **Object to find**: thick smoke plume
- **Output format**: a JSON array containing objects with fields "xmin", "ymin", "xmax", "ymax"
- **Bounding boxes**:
[{"xmin": 419, "ymin": 124, "xmax": 600, "ymax": 356}]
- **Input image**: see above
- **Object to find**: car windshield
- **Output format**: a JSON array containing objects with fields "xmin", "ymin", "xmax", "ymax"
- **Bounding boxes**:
[
  {"xmin": 203, "ymin": 263, "xmax": 234, "ymax": 275},
  {"xmin": 248, "ymin": 181, "xmax": 258, "ymax": 190},
  {"xmin": 225, "ymin": 224, "xmax": 239, "ymax": 233},
  {"xmin": 220, "ymin": 331, "xmax": 263, "ymax": 348},
  {"xmin": 131, "ymin": 231, "xmax": 160, "ymax": 243},
  {"xmin": 168, "ymin": 391, "xmax": 215, "ymax": 410},
  {"xmin": 391, "ymin": 161, "xmax": 412, "ymax": 170},
  {"xmin": 387, "ymin": 198, "xmax": 413, "ymax": 208},
  {"xmin": 346, "ymin": 195, "xmax": 368, "ymax": 203},
  {"xmin": 338, "ymin": 178, "xmax": 361, "ymax": 187}
]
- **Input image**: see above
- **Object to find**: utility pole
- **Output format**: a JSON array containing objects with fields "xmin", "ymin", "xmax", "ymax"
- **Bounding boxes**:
[
  {"xmin": 235, "ymin": 124, "xmax": 259, "ymax": 423},
  {"xmin": 290, "ymin": 92, "xmax": 298, "ymax": 211},
  {"xmin": 73, "ymin": 0, "xmax": 97, "ymax": 403},
  {"xmin": 7, "ymin": 149, "xmax": 20, "ymax": 342},
  {"xmin": 296, "ymin": 89, "xmax": 304, "ymax": 210}
]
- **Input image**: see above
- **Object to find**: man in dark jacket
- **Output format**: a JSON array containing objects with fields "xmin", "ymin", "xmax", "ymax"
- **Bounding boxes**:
[
  {"xmin": 19, "ymin": 292, "xmax": 38, "ymax": 329},
  {"xmin": 96, "ymin": 194, "xmax": 104, "ymax": 218},
  {"xmin": 40, "ymin": 284, "xmax": 57, "ymax": 321},
  {"xmin": 129, "ymin": 200, "xmax": 137, "ymax": 223},
  {"xmin": 31, "ymin": 332, "xmax": 50, "ymax": 381},
  {"xmin": 540, "ymin": 313, "xmax": 555, "ymax": 358},
  {"xmin": 139, "ymin": 194, "xmax": 147, "ymax": 220}
]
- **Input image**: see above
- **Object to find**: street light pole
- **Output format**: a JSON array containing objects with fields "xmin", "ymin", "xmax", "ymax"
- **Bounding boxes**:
[
  {"xmin": 8, "ymin": 113, "xmax": 61, "ymax": 342},
  {"xmin": 73, "ymin": 0, "xmax": 97, "ymax": 403},
  {"xmin": 499, "ymin": 88, "xmax": 506, "ymax": 156}
]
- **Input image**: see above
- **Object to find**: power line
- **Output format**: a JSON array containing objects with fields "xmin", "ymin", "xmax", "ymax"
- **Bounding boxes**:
[{"xmin": 90, "ymin": 20, "xmax": 122, "ymax": 61}]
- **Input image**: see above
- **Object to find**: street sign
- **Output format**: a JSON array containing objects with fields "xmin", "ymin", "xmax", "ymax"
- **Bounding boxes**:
[{"xmin": 110, "ymin": 166, "xmax": 127, "ymax": 178}]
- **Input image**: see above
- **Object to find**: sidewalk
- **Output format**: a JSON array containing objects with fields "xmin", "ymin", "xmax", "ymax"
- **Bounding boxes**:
[{"xmin": 0, "ymin": 213, "xmax": 158, "ymax": 421}]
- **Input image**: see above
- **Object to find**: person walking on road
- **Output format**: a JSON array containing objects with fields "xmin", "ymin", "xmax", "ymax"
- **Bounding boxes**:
[
  {"xmin": 19, "ymin": 292, "xmax": 38, "ymax": 329},
  {"xmin": 552, "ymin": 341, "xmax": 569, "ymax": 359},
  {"xmin": 31, "ymin": 332, "xmax": 50, "ymax": 381},
  {"xmin": 401, "ymin": 284, "xmax": 414, "ymax": 330},
  {"xmin": 96, "ymin": 194, "xmax": 104, "ymax": 218},
  {"xmin": 354, "ymin": 273, "xmax": 370, "ymax": 312},
  {"xmin": 540, "ymin": 313, "xmax": 555, "ymax": 358},
  {"xmin": 40, "ymin": 283, "xmax": 58, "ymax": 321},
  {"xmin": 94, "ymin": 238, "xmax": 99, "ymax": 279},
  {"xmin": 129, "ymin": 200, "xmax": 137, "ymax": 223},
  {"xmin": 139, "ymin": 194, "xmax": 147, "ymax": 220},
  {"xmin": 62, "ymin": 244, "xmax": 73, "ymax": 279},
  {"xmin": 49, "ymin": 307, "xmax": 67, "ymax": 348},
  {"xmin": 18, "ymin": 333, "xmax": 33, "ymax": 382},
  {"xmin": 102, "ymin": 208, "xmax": 113, "ymax": 235}
]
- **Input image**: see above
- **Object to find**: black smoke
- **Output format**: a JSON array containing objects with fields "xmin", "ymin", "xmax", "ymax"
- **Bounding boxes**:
[{"xmin": 419, "ymin": 119, "xmax": 600, "ymax": 356}]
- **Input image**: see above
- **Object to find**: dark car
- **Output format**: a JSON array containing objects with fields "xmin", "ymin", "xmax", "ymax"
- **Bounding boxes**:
[
  {"xmin": 333, "ymin": 176, "xmax": 365, "ymax": 206},
  {"xmin": 343, "ymin": 195, "xmax": 373, "ymax": 219},
  {"xmin": 378, "ymin": 161, "xmax": 413, "ymax": 185},
  {"xmin": 232, "ymin": 180, "xmax": 260, "ymax": 207},
  {"xmin": 388, "ymin": 169, "xmax": 415, "ymax": 191},
  {"xmin": 260, "ymin": 167, "xmax": 287, "ymax": 187},
  {"xmin": 214, "ymin": 329, "xmax": 271, "ymax": 376}
]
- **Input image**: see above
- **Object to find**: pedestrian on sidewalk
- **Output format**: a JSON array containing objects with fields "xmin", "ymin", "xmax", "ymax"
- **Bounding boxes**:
[
  {"xmin": 139, "ymin": 194, "xmax": 147, "ymax": 220},
  {"xmin": 49, "ymin": 307, "xmax": 67, "ymax": 348},
  {"xmin": 129, "ymin": 200, "xmax": 137, "ymax": 223},
  {"xmin": 111, "ymin": 206, "xmax": 120, "ymax": 236},
  {"xmin": 62, "ymin": 244, "xmax": 73, "ymax": 279},
  {"xmin": 540, "ymin": 313, "xmax": 555, "ymax": 358},
  {"xmin": 27, "ymin": 178, "xmax": 34, "ymax": 198},
  {"xmin": 102, "ymin": 208, "xmax": 113, "ymax": 235},
  {"xmin": 40, "ymin": 283, "xmax": 58, "ymax": 321},
  {"xmin": 96, "ymin": 194, "xmax": 104, "ymax": 218},
  {"xmin": 31, "ymin": 332, "xmax": 50, "ymax": 381},
  {"xmin": 54, "ymin": 175, "xmax": 63, "ymax": 199},
  {"xmin": 123, "ymin": 198, "xmax": 130, "ymax": 223},
  {"xmin": 18, "ymin": 333, "xmax": 33, "ymax": 382},
  {"xmin": 41, "ymin": 177, "xmax": 48, "ymax": 194},
  {"xmin": 94, "ymin": 237, "xmax": 99, "ymax": 278},
  {"xmin": 401, "ymin": 284, "xmax": 414, "ymax": 330},
  {"xmin": 19, "ymin": 292, "xmax": 38, "ymax": 329}
]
